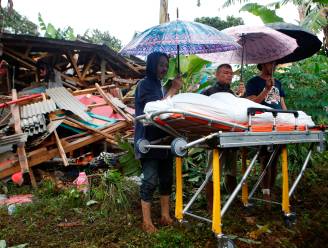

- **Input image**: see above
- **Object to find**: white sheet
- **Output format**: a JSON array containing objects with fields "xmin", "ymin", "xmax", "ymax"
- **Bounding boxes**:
[{"xmin": 144, "ymin": 92, "xmax": 315, "ymax": 127}]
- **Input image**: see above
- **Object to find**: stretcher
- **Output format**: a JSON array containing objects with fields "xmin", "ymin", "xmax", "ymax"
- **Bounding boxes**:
[{"xmin": 135, "ymin": 107, "xmax": 326, "ymax": 248}]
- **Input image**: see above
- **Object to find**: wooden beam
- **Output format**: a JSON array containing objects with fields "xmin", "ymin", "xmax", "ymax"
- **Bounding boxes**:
[
  {"xmin": 60, "ymin": 73, "xmax": 85, "ymax": 87},
  {"xmin": 95, "ymin": 83, "xmax": 133, "ymax": 123},
  {"xmin": 81, "ymin": 55, "xmax": 96, "ymax": 80},
  {"xmin": 10, "ymin": 89, "xmax": 37, "ymax": 188},
  {"xmin": 71, "ymin": 85, "xmax": 114, "ymax": 96},
  {"xmin": 65, "ymin": 117, "xmax": 116, "ymax": 143},
  {"xmin": 4, "ymin": 50, "xmax": 37, "ymax": 70},
  {"xmin": 6, "ymin": 47, "xmax": 36, "ymax": 64},
  {"xmin": 68, "ymin": 52, "xmax": 83, "ymax": 81},
  {"xmin": 54, "ymin": 130, "xmax": 69, "ymax": 166},
  {"xmin": 101, "ymin": 59, "xmax": 106, "ymax": 86},
  {"xmin": 113, "ymin": 77, "xmax": 137, "ymax": 85}
]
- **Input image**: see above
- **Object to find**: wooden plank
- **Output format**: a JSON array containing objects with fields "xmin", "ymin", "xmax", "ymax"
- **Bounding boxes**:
[
  {"xmin": 0, "ymin": 112, "xmax": 11, "ymax": 126},
  {"xmin": 68, "ymin": 53, "xmax": 83, "ymax": 80},
  {"xmin": 54, "ymin": 130, "xmax": 69, "ymax": 166},
  {"xmin": 60, "ymin": 73, "xmax": 85, "ymax": 87},
  {"xmin": 3, "ymin": 50, "xmax": 36, "ymax": 70},
  {"xmin": 95, "ymin": 83, "xmax": 133, "ymax": 123},
  {"xmin": 65, "ymin": 117, "xmax": 116, "ymax": 143},
  {"xmin": 81, "ymin": 55, "xmax": 96, "ymax": 80},
  {"xmin": 0, "ymin": 121, "xmax": 128, "ymax": 179},
  {"xmin": 113, "ymin": 77, "xmax": 137, "ymax": 85},
  {"xmin": 87, "ymin": 103, "xmax": 107, "ymax": 109},
  {"xmin": 71, "ymin": 85, "xmax": 114, "ymax": 96},
  {"xmin": 6, "ymin": 47, "xmax": 36, "ymax": 64}
]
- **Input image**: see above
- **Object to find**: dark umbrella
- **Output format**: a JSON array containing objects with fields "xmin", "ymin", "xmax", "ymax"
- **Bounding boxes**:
[{"xmin": 266, "ymin": 22, "xmax": 322, "ymax": 64}]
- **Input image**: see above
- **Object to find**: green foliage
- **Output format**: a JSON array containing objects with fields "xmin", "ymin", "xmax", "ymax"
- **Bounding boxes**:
[
  {"xmin": 117, "ymin": 138, "xmax": 141, "ymax": 176},
  {"xmin": 82, "ymin": 29, "xmax": 122, "ymax": 51},
  {"xmin": 275, "ymin": 54, "xmax": 328, "ymax": 123},
  {"xmin": 164, "ymin": 55, "xmax": 211, "ymax": 92},
  {"xmin": 91, "ymin": 169, "xmax": 139, "ymax": 214},
  {"xmin": 240, "ymin": 3, "xmax": 284, "ymax": 23},
  {"xmin": 302, "ymin": 5, "xmax": 328, "ymax": 33},
  {"xmin": 38, "ymin": 13, "xmax": 75, "ymax": 40},
  {"xmin": 0, "ymin": 7, "xmax": 38, "ymax": 35},
  {"xmin": 194, "ymin": 16, "xmax": 244, "ymax": 30},
  {"xmin": 182, "ymin": 148, "xmax": 208, "ymax": 187}
]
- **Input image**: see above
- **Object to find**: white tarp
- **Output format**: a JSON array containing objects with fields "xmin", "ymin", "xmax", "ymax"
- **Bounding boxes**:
[{"xmin": 144, "ymin": 92, "xmax": 315, "ymax": 127}]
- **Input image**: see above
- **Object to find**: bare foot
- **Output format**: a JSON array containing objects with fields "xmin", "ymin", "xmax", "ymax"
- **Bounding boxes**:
[
  {"xmin": 159, "ymin": 216, "xmax": 174, "ymax": 226},
  {"xmin": 142, "ymin": 222, "xmax": 158, "ymax": 234}
]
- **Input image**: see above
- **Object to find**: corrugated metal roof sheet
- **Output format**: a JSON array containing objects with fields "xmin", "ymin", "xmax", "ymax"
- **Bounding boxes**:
[
  {"xmin": 20, "ymin": 99, "xmax": 57, "ymax": 119},
  {"xmin": 46, "ymin": 87, "xmax": 92, "ymax": 122}
]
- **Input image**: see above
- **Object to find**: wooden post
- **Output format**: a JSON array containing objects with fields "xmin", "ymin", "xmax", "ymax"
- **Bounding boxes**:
[
  {"xmin": 101, "ymin": 59, "xmax": 106, "ymax": 86},
  {"xmin": 10, "ymin": 89, "xmax": 37, "ymax": 188}
]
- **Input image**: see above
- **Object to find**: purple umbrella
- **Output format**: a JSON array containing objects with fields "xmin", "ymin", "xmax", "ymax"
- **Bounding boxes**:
[
  {"xmin": 120, "ymin": 20, "xmax": 240, "ymax": 72},
  {"xmin": 198, "ymin": 25, "xmax": 298, "ymax": 65}
]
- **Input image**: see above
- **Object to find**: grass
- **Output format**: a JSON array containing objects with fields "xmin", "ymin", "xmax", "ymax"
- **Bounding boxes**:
[{"xmin": 1, "ymin": 163, "xmax": 328, "ymax": 247}]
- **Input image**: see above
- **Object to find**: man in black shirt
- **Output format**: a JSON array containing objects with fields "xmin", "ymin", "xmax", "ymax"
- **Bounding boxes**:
[
  {"xmin": 202, "ymin": 64, "xmax": 245, "ymax": 212},
  {"xmin": 246, "ymin": 61, "xmax": 287, "ymax": 206}
]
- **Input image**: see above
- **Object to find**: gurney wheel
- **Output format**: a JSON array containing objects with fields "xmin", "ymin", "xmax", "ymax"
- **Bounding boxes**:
[
  {"xmin": 171, "ymin": 138, "xmax": 188, "ymax": 157},
  {"xmin": 283, "ymin": 212, "xmax": 296, "ymax": 228},
  {"xmin": 217, "ymin": 236, "xmax": 236, "ymax": 248},
  {"xmin": 136, "ymin": 139, "xmax": 150, "ymax": 154}
]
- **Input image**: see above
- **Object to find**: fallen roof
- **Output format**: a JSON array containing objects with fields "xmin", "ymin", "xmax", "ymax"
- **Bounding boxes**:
[{"xmin": 0, "ymin": 32, "xmax": 144, "ymax": 79}]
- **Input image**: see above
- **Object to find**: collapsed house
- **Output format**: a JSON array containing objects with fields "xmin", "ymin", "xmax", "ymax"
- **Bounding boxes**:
[{"xmin": 0, "ymin": 33, "xmax": 144, "ymax": 185}]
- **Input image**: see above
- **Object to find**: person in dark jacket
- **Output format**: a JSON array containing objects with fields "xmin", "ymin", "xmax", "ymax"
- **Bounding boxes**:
[
  {"xmin": 134, "ymin": 52, "xmax": 183, "ymax": 233},
  {"xmin": 202, "ymin": 64, "xmax": 245, "ymax": 212}
]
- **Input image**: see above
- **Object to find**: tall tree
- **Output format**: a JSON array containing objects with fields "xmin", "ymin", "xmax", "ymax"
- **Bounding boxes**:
[
  {"xmin": 81, "ymin": 29, "xmax": 122, "ymax": 51},
  {"xmin": 194, "ymin": 16, "xmax": 244, "ymax": 30},
  {"xmin": 0, "ymin": 7, "xmax": 38, "ymax": 35}
]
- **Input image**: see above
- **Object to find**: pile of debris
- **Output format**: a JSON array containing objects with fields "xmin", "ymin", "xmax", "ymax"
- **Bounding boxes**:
[
  {"xmin": 0, "ymin": 84, "xmax": 135, "ymax": 186},
  {"xmin": 0, "ymin": 33, "xmax": 145, "ymax": 186}
]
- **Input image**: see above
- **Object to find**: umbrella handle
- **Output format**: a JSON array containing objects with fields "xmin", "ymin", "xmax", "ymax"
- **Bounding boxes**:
[{"xmin": 177, "ymin": 45, "xmax": 180, "ymax": 74}]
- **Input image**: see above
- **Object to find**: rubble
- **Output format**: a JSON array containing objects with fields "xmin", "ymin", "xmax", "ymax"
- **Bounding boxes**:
[{"xmin": 0, "ymin": 33, "xmax": 144, "ymax": 185}]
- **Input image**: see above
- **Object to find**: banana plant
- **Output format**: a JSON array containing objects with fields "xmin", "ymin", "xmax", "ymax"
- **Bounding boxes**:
[
  {"xmin": 163, "ymin": 54, "xmax": 212, "ymax": 92},
  {"xmin": 38, "ymin": 13, "xmax": 75, "ymax": 40}
]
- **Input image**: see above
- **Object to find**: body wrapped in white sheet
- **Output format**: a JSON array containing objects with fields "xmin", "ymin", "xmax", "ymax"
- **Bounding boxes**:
[{"xmin": 144, "ymin": 92, "xmax": 315, "ymax": 127}]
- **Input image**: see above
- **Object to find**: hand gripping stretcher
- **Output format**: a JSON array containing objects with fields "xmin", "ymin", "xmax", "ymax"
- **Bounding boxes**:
[{"xmin": 135, "ymin": 107, "xmax": 326, "ymax": 248}]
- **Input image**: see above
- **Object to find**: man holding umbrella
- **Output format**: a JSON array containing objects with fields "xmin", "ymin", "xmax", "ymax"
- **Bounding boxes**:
[
  {"xmin": 246, "ymin": 61, "xmax": 287, "ymax": 206},
  {"xmin": 135, "ymin": 52, "xmax": 183, "ymax": 233}
]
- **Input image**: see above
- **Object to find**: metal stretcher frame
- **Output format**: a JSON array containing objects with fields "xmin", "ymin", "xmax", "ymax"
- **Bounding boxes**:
[{"xmin": 135, "ymin": 108, "xmax": 326, "ymax": 247}]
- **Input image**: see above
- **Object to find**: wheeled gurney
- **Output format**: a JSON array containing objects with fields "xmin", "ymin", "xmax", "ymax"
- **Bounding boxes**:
[{"xmin": 135, "ymin": 107, "xmax": 326, "ymax": 248}]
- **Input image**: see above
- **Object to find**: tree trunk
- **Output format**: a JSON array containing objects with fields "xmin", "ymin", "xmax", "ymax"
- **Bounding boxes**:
[{"xmin": 159, "ymin": 0, "xmax": 169, "ymax": 24}]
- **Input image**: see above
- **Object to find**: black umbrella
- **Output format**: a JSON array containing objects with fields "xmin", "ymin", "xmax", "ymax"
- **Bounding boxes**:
[{"xmin": 266, "ymin": 22, "xmax": 322, "ymax": 64}]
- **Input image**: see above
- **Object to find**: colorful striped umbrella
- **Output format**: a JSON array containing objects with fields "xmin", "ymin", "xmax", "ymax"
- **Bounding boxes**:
[{"xmin": 120, "ymin": 20, "xmax": 240, "ymax": 56}]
